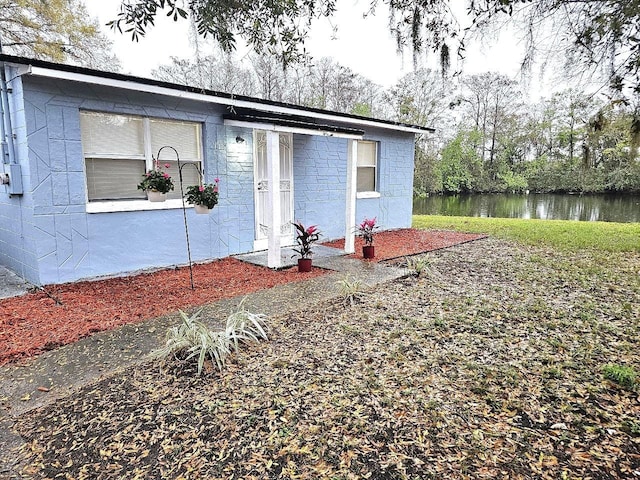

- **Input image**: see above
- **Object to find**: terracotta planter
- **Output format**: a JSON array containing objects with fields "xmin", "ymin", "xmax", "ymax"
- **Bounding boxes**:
[
  {"xmin": 194, "ymin": 204, "xmax": 211, "ymax": 214},
  {"xmin": 362, "ymin": 245, "xmax": 375, "ymax": 259},
  {"xmin": 147, "ymin": 190, "xmax": 167, "ymax": 202},
  {"xmin": 297, "ymin": 258, "xmax": 313, "ymax": 272}
]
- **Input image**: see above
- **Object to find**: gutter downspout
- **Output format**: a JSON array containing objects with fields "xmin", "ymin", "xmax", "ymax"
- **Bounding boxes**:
[
  {"xmin": 0, "ymin": 41, "xmax": 17, "ymax": 167},
  {"xmin": 0, "ymin": 41, "xmax": 23, "ymax": 195},
  {"xmin": 0, "ymin": 39, "xmax": 27, "ymax": 281}
]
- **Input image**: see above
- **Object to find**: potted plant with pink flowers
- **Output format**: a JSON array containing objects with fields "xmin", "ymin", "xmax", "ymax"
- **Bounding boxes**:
[
  {"xmin": 292, "ymin": 221, "xmax": 320, "ymax": 272},
  {"xmin": 185, "ymin": 178, "xmax": 220, "ymax": 214},
  {"xmin": 357, "ymin": 217, "xmax": 378, "ymax": 259},
  {"xmin": 138, "ymin": 162, "xmax": 174, "ymax": 202}
]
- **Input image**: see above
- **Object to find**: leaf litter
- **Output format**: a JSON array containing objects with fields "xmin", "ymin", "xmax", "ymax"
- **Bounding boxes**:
[
  {"xmin": 0, "ymin": 230, "xmax": 481, "ymax": 367},
  {"xmin": 10, "ymin": 237, "xmax": 640, "ymax": 479}
]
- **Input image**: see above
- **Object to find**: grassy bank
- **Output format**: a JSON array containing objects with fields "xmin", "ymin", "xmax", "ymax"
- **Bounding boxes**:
[{"xmin": 413, "ymin": 215, "xmax": 640, "ymax": 253}]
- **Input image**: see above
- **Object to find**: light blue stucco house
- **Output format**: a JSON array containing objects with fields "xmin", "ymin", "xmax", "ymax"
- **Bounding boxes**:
[{"xmin": 0, "ymin": 55, "xmax": 433, "ymax": 286}]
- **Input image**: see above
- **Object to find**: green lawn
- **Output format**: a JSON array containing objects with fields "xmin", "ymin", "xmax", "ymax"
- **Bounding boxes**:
[{"xmin": 413, "ymin": 215, "xmax": 640, "ymax": 253}]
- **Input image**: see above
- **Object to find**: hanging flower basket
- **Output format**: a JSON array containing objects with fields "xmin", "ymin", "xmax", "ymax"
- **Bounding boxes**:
[
  {"xmin": 185, "ymin": 179, "xmax": 220, "ymax": 213},
  {"xmin": 138, "ymin": 163, "xmax": 174, "ymax": 202},
  {"xmin": 147, "ymin": 190, "xmax": 167, "ymax": 202},
  {"xmin": 194, "ymin": 204, "xmax": 211, "ymax": 214}
]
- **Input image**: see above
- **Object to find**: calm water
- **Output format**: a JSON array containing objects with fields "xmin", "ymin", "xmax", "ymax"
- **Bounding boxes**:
[{"xmin": 413, "ymin": 194, "xmax": 640, "ymax": 223}]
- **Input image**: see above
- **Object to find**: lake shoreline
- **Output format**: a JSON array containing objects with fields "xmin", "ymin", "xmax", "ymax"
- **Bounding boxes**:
[{"xmin": 414, "ymin": 192, "xmax": 640, "ymax": 223}]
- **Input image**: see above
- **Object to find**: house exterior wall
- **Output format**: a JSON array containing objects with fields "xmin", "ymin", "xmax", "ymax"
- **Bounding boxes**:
[
  {"xmin": 7, "ymin": 75, "xmax": 257, "ymax": 285},
  {"xmin": 292, "ymin": 128, "xmax": 415, "ymax": 241},
  {"xmin": 0, "ymin": 66, "xmax": 40, "ymax": 283},
  {"xmin": 355, "ymin": 127, "xmax": 416, "ymax": 232},
  {"xmin": 292, "ymin": 134, "xmax": 347, "ymax": 239},
  {"xmin": 0, "ymin": 70, "xmax": 416, "ymax": 285}
]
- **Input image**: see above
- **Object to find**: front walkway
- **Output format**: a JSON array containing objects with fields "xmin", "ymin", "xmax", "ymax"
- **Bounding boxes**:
[
  {"xmin": 235, "ymin": 245, "xmax": 346, "ymax": 269},
  {"xmin": 0, "ymin": 254, "xmax": 409, "ymax": 475},
  {"xmin": 0, "ymin": 267, "xmax": 31, "ymax": 300}
]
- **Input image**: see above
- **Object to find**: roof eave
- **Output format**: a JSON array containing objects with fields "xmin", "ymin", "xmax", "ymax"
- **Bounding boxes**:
[{"xmin": 1, "ymin": 54, "xmax": 435, "ymax": 135}]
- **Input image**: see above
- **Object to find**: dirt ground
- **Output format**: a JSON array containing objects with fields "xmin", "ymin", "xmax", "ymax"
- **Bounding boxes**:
[
  {"xmin": 10, "ymin": 237, "xmax": 640, "ymax": 479},
  {"xmin": 0, "ymin": 229, "xmax": 482, "ymax": 367}
]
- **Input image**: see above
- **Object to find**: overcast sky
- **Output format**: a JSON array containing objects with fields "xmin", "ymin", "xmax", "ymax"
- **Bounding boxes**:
[{"xmin": 87, "ymin": 1, "xmax": 538, "ymax": 91}]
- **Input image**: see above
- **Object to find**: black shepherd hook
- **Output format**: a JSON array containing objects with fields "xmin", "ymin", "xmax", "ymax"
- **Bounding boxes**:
[{"xmin": 156, "ymin": 146, "xmax": 204, "ymax": 290}]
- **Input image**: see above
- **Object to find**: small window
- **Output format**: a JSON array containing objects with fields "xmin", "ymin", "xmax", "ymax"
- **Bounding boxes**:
[
  {"xmin": 356, "ymin": 140, "xmax": 377, "ymax": 193},
  {"xmin": 80, "ymin": 112, "xmax": 203, "ymax": 202}
]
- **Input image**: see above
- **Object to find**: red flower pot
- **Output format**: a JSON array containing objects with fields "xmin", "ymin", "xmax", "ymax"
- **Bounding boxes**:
[
  {"xmin": 298, "ymin": 258, "xmax": 313, "ymax": 272},
  {"xmin": 363, "ymin": 245, "xmax": 375, "ymax": 259}
]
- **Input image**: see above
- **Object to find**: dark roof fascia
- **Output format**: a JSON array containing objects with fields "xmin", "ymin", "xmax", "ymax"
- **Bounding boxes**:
[
  {"xmin": 0, "ymin": 54, "xmax": 435, "ymax": 134},
  {"xmin": 223, "ymin": 113, "xmax": 365, "ymax": 136}
]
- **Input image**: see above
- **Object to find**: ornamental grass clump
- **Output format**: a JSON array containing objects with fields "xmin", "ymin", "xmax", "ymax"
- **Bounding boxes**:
[
  {"xmin": 137, "ymin": 163, "xmax": 174, "ymax": 193},
  {"xmin": 337, "ymin": 275, "xmax": 367, "ymax": 306},
  {"xmin": 225, "ymin": 299, "xmax": 268, "ymax": 353},
  {"xmin": 406, "ymin": 255, "xmax": 431, "ymax": 277},
  {"xmin": 155, "ymin": 304, "xmax": 268, "ymax": 376},
  {"xmin": 185, "ymin": 178, "xmax": 220, "ymax": 209}
]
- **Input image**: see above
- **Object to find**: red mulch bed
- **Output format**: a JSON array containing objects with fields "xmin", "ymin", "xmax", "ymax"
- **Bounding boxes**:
[
  {"xmin": 0, "ymin": 229, "xmax": 485, "ymax": 366},
  {"xmin": 323, "ymin": 228, "xmax": 486, "ymax": 261},
  {"xmin": 0, "ymin": 258, "xmax": 326, "ymax": 366}
]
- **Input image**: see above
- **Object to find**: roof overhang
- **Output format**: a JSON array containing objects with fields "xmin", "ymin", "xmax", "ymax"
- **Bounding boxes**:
[
  {"xmin": 223, "ymin": 111, "xmax": 365, "ymax": 139},
  {"xmin": 1, "ymin": 55, "xmax": 435, "ymax": 135}
]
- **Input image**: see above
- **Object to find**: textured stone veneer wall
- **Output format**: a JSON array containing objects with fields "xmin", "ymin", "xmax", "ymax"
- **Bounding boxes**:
[
  {"xmin": 293, "ymin": 127, "xmax": 415, "ymax": 240},
  {"xmin": 292, "ymin": 134, "xmax": 347, "ymax": 239},
  {"xmin": 10, "ymin": 76, "xmax": 256, "ymax": 285},
  {"xmin": 0, "ymin": 66, "xmax": 40, "ymax": 282},
  {"xmin": 356, "ymin": 127, "xmax": 416, "ymax": 232}
]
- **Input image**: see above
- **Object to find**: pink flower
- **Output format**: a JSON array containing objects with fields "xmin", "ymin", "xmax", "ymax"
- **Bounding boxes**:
[
  {"xmin": 213, "ymin": 185, "xmax": 218, "ymax": 192},
  {"xmin": 306, "ymin": 225, "xmax": 318, "ymax": 235},
  {"xmin": 360, "ymin": 217, "xmax": 376, "ymax": 230},
  {"xmin": 162, "ymin": 173, "xmax": 170, "ymax": 179},
  {"xmin": 214, "ymin": 177, "xmax": 220, "ymax": 183},
  {"xmin": 199, "ymin": 185, "xmax": 205, "ymax": 192},
  {"xmin": 164, "ymin": 163, "xmax": 171, "ymax": 169}
]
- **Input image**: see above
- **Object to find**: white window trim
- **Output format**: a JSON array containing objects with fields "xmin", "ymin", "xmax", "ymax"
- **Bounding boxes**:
[
  {"xmin": 81, "ymin": 112, "xmax": 203, "ymax": 213},
  {"xmin": 356, "ymin": 140, "xmax": 378, "ymax": 195},
  {"xmin": 356, "ymin": 191, "xmax": 381, "ymax": 199},
  {"xmin": 86, "ymin": 199, "xmax": 193, "ymax": 213}
]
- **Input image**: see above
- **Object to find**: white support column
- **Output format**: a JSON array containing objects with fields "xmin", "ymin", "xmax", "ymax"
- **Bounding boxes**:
[
  {"xmin": 266, "ymin": 130, "xmax": 282, "ymax": 268},
  {"xmin": 344, "ymin": 139, "xmax": 358, "ymax": 253}
]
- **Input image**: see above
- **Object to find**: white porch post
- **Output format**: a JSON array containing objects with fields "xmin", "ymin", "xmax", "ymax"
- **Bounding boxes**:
[
  {"xmin": 266, "ymin": 130, "xmax": 282, "ymax": 268},
  {"xmin": 345, "ymin": 139, "xmax": 358, "ymax": 253}
]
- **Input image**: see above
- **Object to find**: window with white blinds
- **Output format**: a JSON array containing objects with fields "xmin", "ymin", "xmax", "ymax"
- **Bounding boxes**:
[
  {"xmin": 85, "ymin": 158, "xmax": 147, "ymax": 201},
  {"xmin": 80, "ymin": 113, "xmax": 145, "ymax": 158},
  {"xmin": 79, "ymin": 112, "xmax": 203, "ymax": 202},
  {"xmin": 356, "ymin": 140, "xmax": 378, "ymax": 193},
  {"xmin": 164, "ymin": 161, "xmax": 202, "ymax": 200}
]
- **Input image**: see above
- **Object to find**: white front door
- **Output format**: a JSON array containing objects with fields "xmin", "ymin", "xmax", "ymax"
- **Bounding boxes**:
[{"xmin": 254, "ymin": 131, "xmax": 294, "ymax": 250}]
